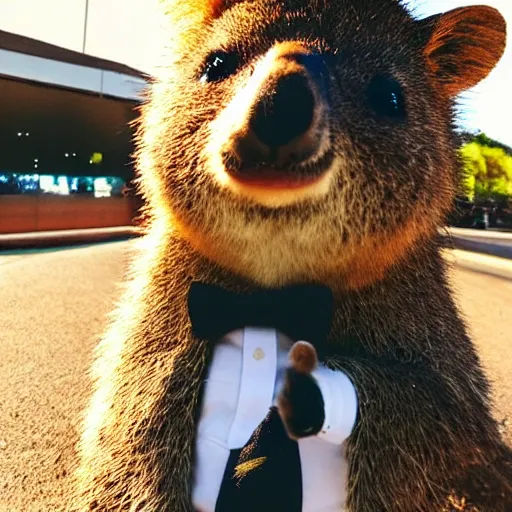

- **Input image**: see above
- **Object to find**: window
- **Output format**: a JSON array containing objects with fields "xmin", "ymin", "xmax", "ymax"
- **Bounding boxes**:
[{"xmin": 0, "ymin": 172, "xmax": 126, "ymax": 197}]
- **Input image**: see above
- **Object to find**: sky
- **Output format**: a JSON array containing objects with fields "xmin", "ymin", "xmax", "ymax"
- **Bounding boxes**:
[{"xmin": 0, "ymin": 0, "xmax": 510, "ymax": 145}]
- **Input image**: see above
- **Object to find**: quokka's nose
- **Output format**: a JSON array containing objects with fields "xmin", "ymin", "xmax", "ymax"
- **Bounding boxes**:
[
  {"xmin": 250, "ymin": 73, "xmax": 315, "ymax": 150},
  {"xmin": 226, "ymin": 47, "xmax": 328, "ymax": 171}
]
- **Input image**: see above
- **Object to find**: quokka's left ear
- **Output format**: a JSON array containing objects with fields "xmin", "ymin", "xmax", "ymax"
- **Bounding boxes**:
[
  {"xmin": 417, "ymin": 5, "xmax": 507, "ymax": 97},
  {"xmin": 162, "ymin": 0, "xmax": 243, "ymax": 19}
]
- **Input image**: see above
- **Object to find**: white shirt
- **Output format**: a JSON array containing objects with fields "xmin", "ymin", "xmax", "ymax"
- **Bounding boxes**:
[{"xmin": 193, "ymin": 327, "xmax": 358, "ymax": 512}]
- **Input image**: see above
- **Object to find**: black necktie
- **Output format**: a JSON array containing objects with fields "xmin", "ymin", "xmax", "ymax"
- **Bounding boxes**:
[{"xmin": 188, "ymin": 282, "xmax": 334, "ymax": 512}]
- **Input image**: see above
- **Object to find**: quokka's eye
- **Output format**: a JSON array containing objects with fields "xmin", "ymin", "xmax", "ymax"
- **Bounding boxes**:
[
  {"xmin": 366, "ymin": 75, "xmax": 407, "ymax": 122},
  {"xmin": 200, "ymin": 51, "xmax": 240, "ymax": 84}
]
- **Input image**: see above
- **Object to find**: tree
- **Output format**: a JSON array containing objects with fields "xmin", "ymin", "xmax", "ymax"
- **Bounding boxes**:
[{"xmin": 459, "ymin": 134, "xmax": 512, "ymax": 203}]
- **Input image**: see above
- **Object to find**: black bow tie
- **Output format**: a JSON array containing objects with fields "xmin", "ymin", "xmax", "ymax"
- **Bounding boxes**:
[{"xmin": 187, "ymin": 282, "xmax": 334, "ymax": 346}]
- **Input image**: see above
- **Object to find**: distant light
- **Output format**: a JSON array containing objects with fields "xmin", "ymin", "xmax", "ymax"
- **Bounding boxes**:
[
  {"xmin": 72, "ymin": 153, "xmax": 77, "ymax": 157},
  {"xmin": 57, "ymin": 176, "xmax": 70, "ymax": 195},
  {"xmin": 34, "ymin": 158, "xmax": 39, "ymax": 163},
  {"xmin": 17, "ymin": 132, "xmax": 22, "ymax": 137},
  {"xmin": 25, "ymin": 133, "xmax": 30, "ymax": 137},
  {"xmin": 91, "ymin": 152, "xmax": 103, "ymax": 165},
  {"xmin": 89, "ymin": 160, "xmax": 93, "ymax": 164},
  {"xmin": 94, "ymin": 177, "xmax": 112, "ymax": 198},
  {"xmin": 34, "ymin": 164, "xmax": 38, "ymax": 169},
  {"xmin": 39, "ymin": 175, "xmax": 54, "ymax": 193},
  {"xmin": 65, "ymin": 153, "xmax": 69, "ymax": 157}
]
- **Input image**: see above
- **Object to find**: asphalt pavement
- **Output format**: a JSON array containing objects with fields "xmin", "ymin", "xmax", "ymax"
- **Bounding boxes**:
[
  {"xmin": 0, "ymin": 240, "xmax": 511, "ymax": 511},
  {"xmin": 445, "ymin": 227, "xmax": 512, "ymax": 259},
  {"xmin": 0, "ymin": 241, "xmax": 132, "ymax": 511}
]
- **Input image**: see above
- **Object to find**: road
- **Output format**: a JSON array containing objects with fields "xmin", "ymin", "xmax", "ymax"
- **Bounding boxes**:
[
  {"xmin": 446, "ymin": 227, "xmax": 512, "ymax": 259},
  {"xmin": 0, "ymin": 241, "xmax": 511, "ymax": 511}
]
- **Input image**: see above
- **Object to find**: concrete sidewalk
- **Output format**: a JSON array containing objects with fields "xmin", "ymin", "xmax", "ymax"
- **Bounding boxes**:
[
  {"xmin": 0, "ymin": 226, "xmax": 143, "ymax": 251},
  {"xmin": 443, "ymin": 249, "xmax": 512, "ymax": 282}
]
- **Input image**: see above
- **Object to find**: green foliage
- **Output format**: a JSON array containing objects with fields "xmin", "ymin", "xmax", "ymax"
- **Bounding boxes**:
[{"xmin": 458, "ymin": 133, "xmax": 512, "ymax": 202}]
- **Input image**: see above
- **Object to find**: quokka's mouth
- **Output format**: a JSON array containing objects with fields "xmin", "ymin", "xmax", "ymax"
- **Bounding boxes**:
[{"xmin": 224, "ymin": 149, "xmax": 335, "ymax": 191}]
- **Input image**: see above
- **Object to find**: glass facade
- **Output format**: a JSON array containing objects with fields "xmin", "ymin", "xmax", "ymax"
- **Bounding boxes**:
[
  {"xmin": 0, "ymin": 171, "xmax": 126, "ymax": 198},
  {"xmin": 0, "ymin": 77, "xmax": 139, "ymax": 198}
]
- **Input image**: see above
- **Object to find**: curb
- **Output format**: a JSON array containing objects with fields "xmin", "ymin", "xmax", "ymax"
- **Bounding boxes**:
[
  {"xmin": 443, "ymin": 249, "xmax": 512, "ymax": 282},
  {"xmin": 0, "ymin": 226, "xmax": 143, "ymax": 251},
  {"xmin": 448, "ymin": 227, "xmax": 512, "ymax": 240}
]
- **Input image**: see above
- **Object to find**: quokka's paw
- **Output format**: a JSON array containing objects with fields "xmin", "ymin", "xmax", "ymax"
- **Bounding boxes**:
[{"xmin": 276, "ymin": 341, "xmax": 325, "ymax": 440}]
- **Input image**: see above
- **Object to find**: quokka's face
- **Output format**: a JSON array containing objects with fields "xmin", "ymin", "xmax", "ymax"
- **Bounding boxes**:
[{"xmin": 139, "ymin": 0, "xmax": 506, "ymax": 288}]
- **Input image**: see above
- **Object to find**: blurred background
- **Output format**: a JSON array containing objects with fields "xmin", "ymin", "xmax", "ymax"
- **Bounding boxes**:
[
  {"xmin": 0, "ymin": 2, "xmax": 510, "ymax": 510},
  {"xmin": 0, "ymin": 0, "xmax": 511, "ymax": 233}
]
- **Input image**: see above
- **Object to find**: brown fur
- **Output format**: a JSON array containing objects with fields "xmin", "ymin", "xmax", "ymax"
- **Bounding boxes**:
[
  {"xmin": 72, "ymin": 0, "xmax": 511, "ymax": 510},
  {"xmin": 289, "ymin": 341, "xmax": 318, "ymax": 374},
  {"xmin": 423, "ymin": 6, "xmax": 507, "ymax": 97}
]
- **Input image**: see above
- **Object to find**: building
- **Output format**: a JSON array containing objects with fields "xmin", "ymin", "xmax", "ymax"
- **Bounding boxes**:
[{"xmin": 0, "ymin": 29, "xmax": 149, "ymax": 233}]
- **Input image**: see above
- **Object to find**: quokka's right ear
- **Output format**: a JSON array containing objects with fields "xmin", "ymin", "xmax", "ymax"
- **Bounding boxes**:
[{"xmin": 417, "ymin": 5, "xmax": 507, "ymax": 97}]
